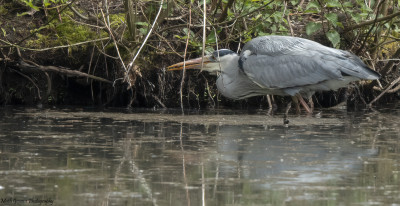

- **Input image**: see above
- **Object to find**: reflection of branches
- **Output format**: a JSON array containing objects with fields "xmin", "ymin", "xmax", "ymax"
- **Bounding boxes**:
[
  {"xmin": 179, "ymin": 122, "xmax": 191, "ymax": 206},
  {"xmin": 130, "ymin": 151, "xmax": 158, "ymax": 206},
  {"xmin": 105, "ymin": 136, "xmax": 159, "ymax": 206}
]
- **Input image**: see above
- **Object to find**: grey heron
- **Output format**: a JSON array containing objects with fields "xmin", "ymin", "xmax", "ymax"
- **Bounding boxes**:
[{"xmin": 168, "ymin": 35, "xmax": 380, "ymax": 113}]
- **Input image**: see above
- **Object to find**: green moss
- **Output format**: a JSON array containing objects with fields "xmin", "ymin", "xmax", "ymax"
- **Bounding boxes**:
[
  {"xmin": 24, "ymin": 9, "xmax": 128, "ymax": 54},
  {"xmin": 108, "ymin": 13, "xmax": 125, "ymax": 29},
  {"xmin": 0, "ymin": 6, "xmax": 8, "ymax": 15}
]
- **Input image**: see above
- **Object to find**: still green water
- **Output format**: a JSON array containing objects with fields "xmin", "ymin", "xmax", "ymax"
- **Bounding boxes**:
[{"xmin": 0, "ymin": 106, "xmax": 399, "ymax": 206}]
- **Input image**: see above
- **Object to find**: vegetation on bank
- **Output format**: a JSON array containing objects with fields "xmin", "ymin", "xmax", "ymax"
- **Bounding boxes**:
[{"xmin": 0, "ymin": 0, "xmax": 399, "ymax": 109}]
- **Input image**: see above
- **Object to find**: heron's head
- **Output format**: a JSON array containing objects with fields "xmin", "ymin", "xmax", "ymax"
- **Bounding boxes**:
[{"xmin": 167, "ymin": 49, "xmax": 238, "ymax": 75}]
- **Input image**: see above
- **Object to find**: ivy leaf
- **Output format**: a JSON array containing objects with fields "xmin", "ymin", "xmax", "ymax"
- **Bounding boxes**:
[
  {"xmin": 306, "ymin": 22, "xmax": 322, "ymax": 35},
  {"xmin": 324, "ymin": 13, "xmax": 338, "ymax": 27},
  {"xmin": 326, "ymin": 30, "xmax": 340, "ymax": 48}
]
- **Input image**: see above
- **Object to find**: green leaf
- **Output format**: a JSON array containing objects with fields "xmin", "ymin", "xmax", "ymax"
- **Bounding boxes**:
[
  {"xmin": 326, "ymin": 1, "xmax": 341, "ymax": 7},
  {"xmin": 135, "ymin": 22, "xmax": 148, "ymax": 26},
  {"xmin": 306, "ymin": 22, "xmax": 322, "ymax": 35},
  {"xmin": 206, "ymin": 32, "xmax": 216, "ymax": 43},
  {"xmin": 326, "ymin": 30, "xmax": 340, "ymax": 48},
  {"xmin": 306, "ymin": 1, "xmax": 320, "ymax": 10},
  {"xmin": 138, "ymin": 28, "xmax": 147, "ymax": 35},
  {"xmin": 26, "ymin": 1, "xmax": 40, "ymax": 11},
  {"xmin": 43, "ymin": 0, "xmax": 50, "ymax": 7},
  {"xmin": 324, "ymin": 13, "xmax": 338, "ymax": 27},
  {"xmin": 350, "ymin": 12, "xmax": 362, "ymax": 24},
  {"xmin": 342, "ymin": 2, "xmax": 353, "ymax": 7}
]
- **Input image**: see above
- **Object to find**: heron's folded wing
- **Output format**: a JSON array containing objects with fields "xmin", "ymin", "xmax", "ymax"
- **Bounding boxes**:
[{"xmin": 239, "ymin": 52, "xmax": 343, "ymax": 90}]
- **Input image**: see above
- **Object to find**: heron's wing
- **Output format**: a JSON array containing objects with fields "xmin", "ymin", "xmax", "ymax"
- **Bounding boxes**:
[{"xmin": 239, "ymin": 36, "xmax": 379, "ymax": 95}]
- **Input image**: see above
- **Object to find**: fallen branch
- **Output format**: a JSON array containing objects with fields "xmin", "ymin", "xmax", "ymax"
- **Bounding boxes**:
[
  {"xmin": 17, "ymin": 60, "xmax": 112, "ymax": 84},
  {"xmin": 373, "ymin": 81, "xmax": 400, "ymax": 93},
  {"xmin": 368, "ymin": 75, "xmax": 400, "ymax": 106}
]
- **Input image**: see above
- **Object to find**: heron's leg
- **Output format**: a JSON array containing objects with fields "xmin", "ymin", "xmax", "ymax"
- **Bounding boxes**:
[
  {"xmin": 308, "ymin": 98, "xmax": 314, "ymax": 112},
  {"xmin": 291, "ymin": 96, "xmax": 301, "ymax": 114},
  {"xmin": 267, "ymin": 95, "xmax": 272, "ymax": 109},
  {"xmin": 283, "ymin": 101, "xmax": 291, "ymax": 125},
  {"xmin": 296, "ymin": 94, "xmax": 312, "ymax": 113},
  {"xmin": 285, "ymin": 101, "xmax": 292, "ymax": 116}
]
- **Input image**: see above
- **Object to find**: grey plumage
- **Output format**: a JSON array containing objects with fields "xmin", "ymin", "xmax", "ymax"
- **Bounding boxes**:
[{"xmin": 214, "ymin": 36, "xmax": 380, "ymax": 100}]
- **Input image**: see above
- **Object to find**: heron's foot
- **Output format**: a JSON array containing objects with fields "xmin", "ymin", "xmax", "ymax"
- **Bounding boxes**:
[{"xmin": 283, "ymin": 114, "xmax": 290, "ymax": 125}]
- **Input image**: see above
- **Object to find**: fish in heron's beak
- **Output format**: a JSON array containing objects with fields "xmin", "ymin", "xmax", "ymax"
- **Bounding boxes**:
[{"xmin": 167, "ymin": 56, "xmax": 214, "ymax": 71}]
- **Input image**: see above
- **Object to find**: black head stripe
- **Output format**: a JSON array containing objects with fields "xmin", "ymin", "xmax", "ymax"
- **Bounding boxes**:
[{"xmin": 213, "ymin": 49, "xmax": 236, "ymax": 58}]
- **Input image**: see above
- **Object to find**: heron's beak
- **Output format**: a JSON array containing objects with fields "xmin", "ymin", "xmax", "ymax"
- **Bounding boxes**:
[{"xmin": 167, "ymin": 56, "xmax": 213, "ymax": 71}]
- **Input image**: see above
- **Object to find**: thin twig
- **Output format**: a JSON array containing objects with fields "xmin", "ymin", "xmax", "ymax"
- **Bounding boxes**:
[
  {"xmin": 0, "ymin": 37, "xmax": 110, "ymax": 51},
  {"xmin": 158, "ymin": 0, "xmax": 275, "ymax": 34},
  {"xmin": 100, "ymin": 8, "xmax": 129, "ymax": 85},
  {"xmin": 201, "ymin": 0, "xmax": 206, "ymax": 68},
  {"xmin": 374, "ymin": 83, "xmax": 400, "ymax": 93},
  {"xmin": 356, "ymin": 0, "xmax": 384, "ymax": 55},
  {"xmin": 180, "ymin": 3, "xmax": 192, "ymax": 111},
  {"xmin": 380, "ymin": 47, "xmax": 400, "ymax": 75},
  {"xmin": 126, "ymin": 0, "xmax": 164, "ymax": 77},
  {"xmin": 344, "ymin": 11, "xmax": 400, "ymax": 32},
  {"xmin": 369, "ymin": 75, "xmax": 400, "ymax": 106}
]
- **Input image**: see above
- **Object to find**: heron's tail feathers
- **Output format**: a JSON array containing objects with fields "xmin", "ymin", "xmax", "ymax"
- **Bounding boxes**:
[{"xmin": 325, "ymin": 51, "xmax": 381, "ymax": 80}]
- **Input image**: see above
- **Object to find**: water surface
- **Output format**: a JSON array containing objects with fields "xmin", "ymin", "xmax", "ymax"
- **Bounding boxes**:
[{"xmin": 0, "ymin": 106, "xmax": 399, "ymax": 205}]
